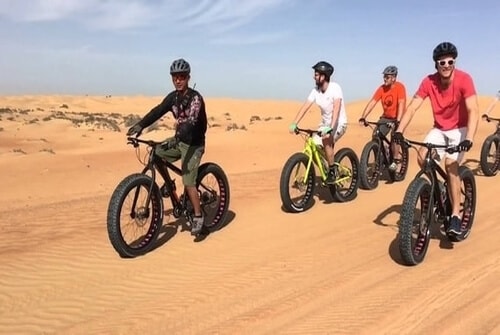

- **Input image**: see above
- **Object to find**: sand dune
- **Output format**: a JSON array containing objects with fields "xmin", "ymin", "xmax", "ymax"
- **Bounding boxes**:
[{"xmin": 0, "ymin": 94, "xmax": 499, "ymax": 334}]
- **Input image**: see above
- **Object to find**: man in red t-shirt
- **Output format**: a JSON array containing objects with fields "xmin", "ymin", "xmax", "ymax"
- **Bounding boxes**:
[
  {"xmin": 394, "ymin": 42, "xmax": 479, "ymax": 235},
  {"xmin": 359, "ymin": 65, "xmax": 407, "ymax": 171}
]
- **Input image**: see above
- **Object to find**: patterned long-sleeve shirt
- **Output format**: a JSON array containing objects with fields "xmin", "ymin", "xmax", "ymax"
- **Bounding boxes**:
[{"xmin": 139, "ymin": 88, "xmax": 207, "ymax": 146}]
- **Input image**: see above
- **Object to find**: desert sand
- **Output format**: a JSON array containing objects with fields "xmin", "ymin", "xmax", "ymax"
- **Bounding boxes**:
[{"xmin": 0, "ymin": 94, "xmax": 499, "ymax": 335}]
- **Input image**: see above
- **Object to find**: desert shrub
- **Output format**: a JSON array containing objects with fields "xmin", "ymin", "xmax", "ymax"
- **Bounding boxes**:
[
  {"xmin": 13, "ymin": 148, "xmax": 27, "ymax": 154},
  {"xmin": 123, "ymin": 114, "xmax": 142, "ymax": 127}
]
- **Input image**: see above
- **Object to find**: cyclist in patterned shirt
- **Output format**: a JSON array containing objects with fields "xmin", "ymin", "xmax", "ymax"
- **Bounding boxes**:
[{"xmin": 127, "ymin": 58, "xmax": 208, "ymax": 236}]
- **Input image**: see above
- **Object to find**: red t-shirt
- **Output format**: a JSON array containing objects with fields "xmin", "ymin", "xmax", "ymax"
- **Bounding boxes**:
[
  {"xmin": 372, "ymin": 81, "xmax": 406, "ymax": 119},
  {"xmin": 415, "ymin": 69, "xmax": 476, "ymax": 130}
]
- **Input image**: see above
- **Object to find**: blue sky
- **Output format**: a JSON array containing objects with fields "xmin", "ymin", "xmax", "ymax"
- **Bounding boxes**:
[{"xmin": 0, "ymin": 0, "xmax": 498, "ymax": 102}]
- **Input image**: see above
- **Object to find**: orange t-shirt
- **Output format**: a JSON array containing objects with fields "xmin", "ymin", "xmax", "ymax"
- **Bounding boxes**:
[{"xmin": 372, "ymin": 81, "xmax": 407, "ymax": 119}]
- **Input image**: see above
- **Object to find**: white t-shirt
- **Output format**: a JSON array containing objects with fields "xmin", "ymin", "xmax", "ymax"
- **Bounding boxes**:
[{"xmin": 307, "ymin": 82, "xmax": 347, "ymax": 127}]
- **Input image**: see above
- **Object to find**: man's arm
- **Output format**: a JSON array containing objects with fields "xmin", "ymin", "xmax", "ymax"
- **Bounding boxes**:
[
  {"xmin": 396, "ymin": 95, "xmax": 425, "ymax": 134},
  {"xmin": 397, "ymin": 84, "xmax": 407, "ymax": 122},
  {"xmin": 292, "ymin": 99, "xmax": 314, "ymax": 125},
  {"xmin": 465, "ymin": 94, "xmax": 479, "ymax": 142},
  {"xmin": 139, "ymin": 94, "xmax": 174, "ymax": 128},
  {"xmin": 360, "ymin": 99, "xmax": 377, "ymax": 120}
]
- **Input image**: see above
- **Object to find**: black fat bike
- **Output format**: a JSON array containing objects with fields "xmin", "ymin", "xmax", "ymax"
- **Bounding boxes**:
[
  {"xmin": 106, "ymin": 136, "xmax": 230, "ymax": 258},
  {"xmin": 398, "ymin": 138, "xmax": 476, "ymax": 266},
  {"xmin": 480, "ymin": 115, "xmax": 500, "ymax": 176},
  {"xmin": 359, "ymin": 120, "xmax": 409, "ymax": 189}
]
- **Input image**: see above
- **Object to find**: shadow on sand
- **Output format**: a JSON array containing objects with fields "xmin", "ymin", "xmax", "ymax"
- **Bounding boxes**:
[
  {"xmin": 280, "ymin": 177, "xmax": 356, "ymax": 213},
  {"xmin": 150, "ymin": 209, "xmax": 237, "ymax": 251},
  {"xmin": 375, "ymin": 203, "xmax": 454, "ymax": 266}
]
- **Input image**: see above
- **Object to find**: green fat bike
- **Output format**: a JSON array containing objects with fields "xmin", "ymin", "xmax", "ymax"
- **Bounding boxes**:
[{"xmin": 280, "ymin": 127, "xmax": 360, "ymax": 213}]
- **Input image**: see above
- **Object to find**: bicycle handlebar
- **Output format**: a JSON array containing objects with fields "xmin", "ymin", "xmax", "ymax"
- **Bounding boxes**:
[
  {"xmin": 402, "ymin": 138, "xmax": 462, "ymax": 154},
  {"xmin": 363, "ymin": 120, "xmax": 397, "ymax": 127},
  {"xmin": 294, "ymin": 127, "xmax": 332, "ymax": 136},
  {"xmin": 126, "ymin": 136, "xmax": 178, "ymax": 150},
  {"xmin": 482, "ymin": 114, "xmax": 500, "ymax": 123}
]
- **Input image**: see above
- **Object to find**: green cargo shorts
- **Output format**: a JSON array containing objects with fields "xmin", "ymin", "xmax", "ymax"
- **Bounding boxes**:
[{"xmin": 155, "ymin": 137, "xmax": 205, "ymax": 187}]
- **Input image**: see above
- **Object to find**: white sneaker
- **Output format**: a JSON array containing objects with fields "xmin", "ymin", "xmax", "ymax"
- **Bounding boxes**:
[
  {"xmin": 388, "ymin": 162, "xmax": 397, "ymax": 171},
  {"xmin": 191, "ymin": 215, "xmax": 205, "ymax": 236}
]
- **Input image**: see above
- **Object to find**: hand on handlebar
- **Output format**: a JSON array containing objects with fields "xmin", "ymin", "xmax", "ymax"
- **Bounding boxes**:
[
  {"xmin": 358, "ymin": 118, "xmax": 368, "ymax": 127},
  {"xmin": 392, "ymin": 131, "xmax": 405, "ymax": 144},
  {"xmin": 289, "ymin": 123, "xmax": 298, "ymax": 134},
  {"xmin": 319, "ymin": 126, "xmax": 333, "ymax": 137},
  {"xmin": 127, "ymin": 124, "xmax": 143, "ymax": 137},
  {"xmin": 388, "ymin": 120, "xmax": 399, "ymax": 129},
  {"xmin": 456, "ymin": 139, "xmax": 473, "ymax": 152}
]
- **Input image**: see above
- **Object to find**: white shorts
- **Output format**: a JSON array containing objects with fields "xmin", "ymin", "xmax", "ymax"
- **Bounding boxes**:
[
  {"xmin": 423, "ymin": 127, "xmax": 467, "ymax": 162},
  {"xmin": 313, "ymin": 123, "xmax": 347, "ymax": 146}
]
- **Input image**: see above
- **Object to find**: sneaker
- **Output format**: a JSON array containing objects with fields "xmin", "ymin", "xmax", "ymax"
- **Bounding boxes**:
[
  {"xmin": 325, "ymin": 166, "xmax": 337, "ymax": 184},
  {"xmin": 447, "ymin": 215, "xmax": 462, "ymax": 235},
  {"xmin": 191, "ymin": 215, "xmax": 204, "ymax": 236},
  {"xmin": 388, "ymin": 159, "xmax": 401, "ymax": 172}
]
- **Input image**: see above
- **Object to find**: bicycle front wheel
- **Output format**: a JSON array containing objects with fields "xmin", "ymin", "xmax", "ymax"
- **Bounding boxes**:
[
  {"xmin": 480, "ymin": 135, "xmax": 500, "ymax": 176},
  {"xmin": 106, "ymin": 173, "xmax": 163, "ymax": 258},
  {"xmin": 279, "ymin": 152, "xmax": 316, "ymax": 212},
  {"xmin": 398, "ymin": 177, "xmax": 432, "ymax": 266},
  {"xmin": 359, "ymin": 140, "xmax": 381, "ymax": 190}
]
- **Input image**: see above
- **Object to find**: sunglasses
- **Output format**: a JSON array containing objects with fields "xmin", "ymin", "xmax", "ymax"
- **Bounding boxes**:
[
  {"xmin": 437, "ymin": 59, "xmax": 455, "ymax": 67},
  {"xmin": 172, "ymin": 73, "xmax": 188, "ymax": 81}
]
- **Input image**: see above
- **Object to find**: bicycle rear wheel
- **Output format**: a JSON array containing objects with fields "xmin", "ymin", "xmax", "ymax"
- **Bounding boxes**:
[
  {"xmin": 196, "ymin": 162, "xmax": 231, "ymax": 233},
  {"xmin": 447, "ymin": 166, "xmax": 476, "ymax": 242},
  {"xmin": 330, "ymin": 148, "xmax": 359, "ymax": 202},
  {"xmin": 107, "ymin": 173, "xmax": 163, "ymax": 258},
  {"xmin": 389, "ymin": 142, "xmax": 409, "ymax": 182}
]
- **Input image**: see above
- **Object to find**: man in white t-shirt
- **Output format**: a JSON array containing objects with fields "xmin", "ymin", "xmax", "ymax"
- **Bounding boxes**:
[{"xmin": 289, "ymin": 61, "xmax": 348, "ymax": 183}]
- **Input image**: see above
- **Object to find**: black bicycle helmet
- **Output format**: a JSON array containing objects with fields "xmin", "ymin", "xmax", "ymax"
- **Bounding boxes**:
[
  {"xmin": 312, "ymin": 61, "xmax": 334, "ymax": 77},
  {"xmin": 432, "ymin": 42, "xmax": 458, "ymax": 61},
  {"xmin": 382, "ymin": 65, "xmax": 398, "ymax": 75},
  {"xmin": 170, "ymin": 58, "xmax": 191, "ymax": 74}
]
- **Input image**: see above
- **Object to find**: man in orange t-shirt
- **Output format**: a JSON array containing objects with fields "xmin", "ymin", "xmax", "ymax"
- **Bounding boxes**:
[{"xmin": 359, "ymin": 65, "xmax": 407, "ymax": 170}]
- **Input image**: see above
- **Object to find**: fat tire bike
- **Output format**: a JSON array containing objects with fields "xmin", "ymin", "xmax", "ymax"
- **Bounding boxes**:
[
  {"xmin": 359, "ymin": 119, "xmax": 409, "ymax": 189},
  {"xmin": 398, "ymin": 138, "xmax": 476, "ymax": 266},
  {"xmin": 107, "ymin": 136, "xmax": 230, "ymax": 258},
  {"xmin": 280, "ymin": 127, "xmax": 360, "ymax": 213}
]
